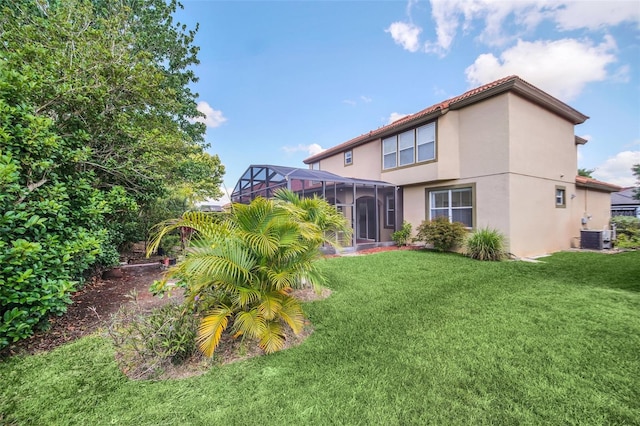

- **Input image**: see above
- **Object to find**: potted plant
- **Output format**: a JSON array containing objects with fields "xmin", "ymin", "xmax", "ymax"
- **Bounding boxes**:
[{"xmin": 159, "ymin": 234, "xmax": 181, "ymax": 267}]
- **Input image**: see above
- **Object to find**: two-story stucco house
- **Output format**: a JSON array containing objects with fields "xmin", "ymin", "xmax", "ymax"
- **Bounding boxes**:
[{"xmin": 295, "ymin": 75, "xmax": 619, "ymax": 257}]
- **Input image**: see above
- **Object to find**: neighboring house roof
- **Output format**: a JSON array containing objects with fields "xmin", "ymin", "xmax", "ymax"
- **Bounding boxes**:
[
  {"xmin": 575, "ymin": 175, "xmax": 622, "ymax": 193},
  {"xmin": 611, "ymin": 187, "xmax": 640, "ymax": 206},
  {"xmin": 305, "ymin": 75, "xmax": 589, "ymax": 164}
]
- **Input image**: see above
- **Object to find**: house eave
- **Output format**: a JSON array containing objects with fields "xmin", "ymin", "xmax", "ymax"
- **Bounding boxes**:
[
  {"xmin": 576, "ymin": 176, "xmax": 621, "ymax": 193},
  {"xmin": 304, "ymin": 76, "xmax": 589, "ymax": 164},
  {"xmin": 304, "ymin": 109, "xmax": 444, "ymax": 164},
  {"xmin": 449, "ymin": 79, "xmax": 589, "ymax": 125}
]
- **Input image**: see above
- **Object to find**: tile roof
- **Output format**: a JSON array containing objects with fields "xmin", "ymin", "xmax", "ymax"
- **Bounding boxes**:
[
  {"xmin": 305, "ymin": 75, "xmax": 588, "ymax": 163},
  {"xmin": 575, "ymin": 175, "xmax": 622, "ymax": 192}
]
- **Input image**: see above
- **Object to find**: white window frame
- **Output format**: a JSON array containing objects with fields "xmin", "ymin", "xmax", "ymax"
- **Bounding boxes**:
[
  {"xmin": 344, "ymin": 150, "xmax": 353, "ymax": 166},
  {"xmin": 416, "ymin": 123, "xmax": 435, "ymax": 162},
  {"xmin": 382, "ymin": 121, "xmax": 436, "ymax": 170},
  {"xmin": 385, "ymin": 194, "xmax": 395, "ymax": 228},
  {"xmin": 383, "ymin": 137, "xmax": 397, "ymax": 169},
  {"xmin": 555, "ymin": 186, "xmax": 566, "ymax": 208},
  {"xmin": 428, "ymin": 187, "xmax": 473, "ymax": 228},
  {"xmin": 310, "ymin": 162, "xmax": 320, "ymax": 170}
]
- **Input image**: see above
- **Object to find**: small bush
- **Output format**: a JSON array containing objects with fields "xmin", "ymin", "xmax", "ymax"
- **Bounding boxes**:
[
  {"xmin": 108, "ymin": 303, "xmax": 198, "ymax": 379},
  {"xmin": 611, "ymin": 216, "xmax": 640, "ymax": 248},
  {"xmin": 391, "ymin": 221, "xmax": 412, "ymax": 246},
  {"xmin": 414, "ymin": 217, "xmax": 466, "ymax": 252},
  {"xmin": 464, "ymin": 228, "xmax": 506, "ymax": 261}
]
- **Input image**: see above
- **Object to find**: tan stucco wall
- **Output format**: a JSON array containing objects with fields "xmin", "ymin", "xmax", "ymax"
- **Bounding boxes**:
[
  {"xmin": 506, "ymin": 174, "xmax": 575, "ymax": 256},
  {"xmin": 457, "ymin": 95, "xmax": 511, "ymax": 178},
  {"xmin": 572, "ymin": 188, "xmax": 613, "ymax": 240},
  {"xmin": 508, "ymin": 94, "xmax": 578, "ymax": 180},
  {"xmin": 319, "ymin": 140, "xmax": 383, "ymax": 181}
]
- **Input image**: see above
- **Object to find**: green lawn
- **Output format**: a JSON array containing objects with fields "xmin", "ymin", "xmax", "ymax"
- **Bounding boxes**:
[{"xmin": 1, "ymin": 250, "xmax": 639, "ymax": 425}]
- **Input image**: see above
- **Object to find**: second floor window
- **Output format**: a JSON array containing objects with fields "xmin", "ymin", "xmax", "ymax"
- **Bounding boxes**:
[
  {"xmin": 383, "ymin": 122, "xmax": 436, "ymax": 170},
  {"xmin": 344, "ymin": 150, "xmax": 353, "ymax": 165}
]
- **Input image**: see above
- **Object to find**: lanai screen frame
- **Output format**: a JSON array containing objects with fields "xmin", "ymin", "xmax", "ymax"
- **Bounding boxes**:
[{"xmin": 231, "ymin": 165, "xmax": 399, "ymax": 249}]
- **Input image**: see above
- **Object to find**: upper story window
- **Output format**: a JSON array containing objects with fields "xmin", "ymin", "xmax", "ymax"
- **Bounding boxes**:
[
  {"xmin": 310, "ymin": 162, "xmax": 320, "ymax": 170},
  {"xmin": 344, "ymin": 150, "xmax": 353, "ymax": 166},
  {"xmin": 383, "ymin": 122, "xmax": 436, "ymax": 170}
]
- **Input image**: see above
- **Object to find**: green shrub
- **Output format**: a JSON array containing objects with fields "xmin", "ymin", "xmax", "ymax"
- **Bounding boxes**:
[
  {"xmin": 414, "ymin": 217, "xmax": 466, "ymax": 252},
  {"xmin": 391, "ymin": 221, "xmax": 412, "ymax": 246},
  {"xmin": 464, "ymin": 228, "xmax": 506, "ymax": 261},
  {"xmin": 108, "ymin": 303, "xmax": 198, "ymax": 379},
  {"xmin": 611, "ymin": 216, "xmax": 640, "ymax": 248}
]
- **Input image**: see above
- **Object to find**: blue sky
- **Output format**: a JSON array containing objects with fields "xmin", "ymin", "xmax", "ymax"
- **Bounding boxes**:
[{"xmin": 175, "ymin": 0, "xmax": 640, "ymax": 203}]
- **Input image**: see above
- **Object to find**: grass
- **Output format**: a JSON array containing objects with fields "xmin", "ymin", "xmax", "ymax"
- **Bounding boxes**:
[{"xmin": 1, "ymin": 250, "xmax": 639, "ymax": 425}]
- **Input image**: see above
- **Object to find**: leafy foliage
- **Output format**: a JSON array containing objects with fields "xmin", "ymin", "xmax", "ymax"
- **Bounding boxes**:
[
  {"xmin": 148, "ymin": 190, "xmax": 350, "ymax": 357},
  {"xmin": 391, "ymin": 221, "xmax": 412, "ymax": 246},
  {"xmin": 0, "ymin": 0, "xmax": 225, "ymax": 347},
  {"xmin": 0, "ymin": 68, "xmax": 108, "ymax": 347},
  {"xmin": 611, "ymin": 216, "xmax": 640, "ymax": 249},
  {"xmin": 578, "ymin": 168, "xmax": 595, "ymax": 178},
  {"xmin": 464, "ymin": 228, "xmax": 506, "ymax": 261},
  {"xmin": 414, "ymin": 217, "xmax": 466, "ymax": 252}
]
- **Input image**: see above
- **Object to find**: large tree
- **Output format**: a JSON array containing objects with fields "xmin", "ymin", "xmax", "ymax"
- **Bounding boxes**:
[
  {"xmin": 0, "ymin": 0, "xmax": 224, "ymax": 347},
  {"xmin": 1, "ymin": 0, "xmax": 223, "ymax": 203}
]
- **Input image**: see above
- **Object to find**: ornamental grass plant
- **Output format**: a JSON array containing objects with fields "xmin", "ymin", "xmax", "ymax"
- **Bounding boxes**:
[{"xmin": 464, "ymin": 227, "xmax": 507, "ymax": 261}]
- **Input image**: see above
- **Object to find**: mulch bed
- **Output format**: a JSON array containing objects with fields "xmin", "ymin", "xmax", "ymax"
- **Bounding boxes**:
[{"xmin": 1, "ymin": 262, "xmax": 173, "ymax": 358}]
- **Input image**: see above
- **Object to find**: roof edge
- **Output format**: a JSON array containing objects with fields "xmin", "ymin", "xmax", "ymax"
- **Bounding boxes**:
[
  {"xmin": 575, "ymin": 175, "xmax": 621, "ymax": 192},
  {"xmin": 304, "ymin": 75, "xmax": 589, "ymax": 163},
  {"xmin": 574, "ymin": 135, "xmax": 588, "ymax": 145}
]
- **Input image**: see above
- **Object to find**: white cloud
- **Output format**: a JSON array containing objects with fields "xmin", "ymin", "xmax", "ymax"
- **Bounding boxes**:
[
  {"xmin": 465, "ymin": 36, "xmax": 618, "ymax": 100},
  {"xmin": 343, "ymin": 96, "xmax": 372, "ymax": 106},
  {"xmin": 194, "ymin": 101, "xmax": 227, "ymax": 128},
  {"xmin": 391, "ymin": 1, "xmax": 640, "ymax": 55},
  {"xmin": 196, "ymin": 184, "xmax": 232, "ymax": 207},
  {"xmin": 385, "ymin": 21, "xmax": 422, "ymax": 52},
  {"xmin": 592, "ymin": 150, "xmax": 640, "ymax": 187},
  {"xmin": 388, "ymin": 112, "xmax": 409, "ymax": 124},
  {"xmin": 282, "ymin": 143, "xmax": 325, "ymax": 156},
  {"xmin": 552, "ymin": 1, "xmax": 640, "ymax": 31}
]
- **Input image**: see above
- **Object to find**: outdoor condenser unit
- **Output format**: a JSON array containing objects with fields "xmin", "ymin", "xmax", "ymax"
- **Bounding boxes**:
[{"xmin": 580, "ymin": 230, "xmax": 613, "ymax": 250}]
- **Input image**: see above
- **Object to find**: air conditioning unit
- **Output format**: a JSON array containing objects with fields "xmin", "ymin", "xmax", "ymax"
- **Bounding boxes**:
[
  {"xmin": 580, "ymin": 230, "xmax": 613, "ymax": 250},
  {"xmin": 601, "ymin": 230, "xmax": 612, "ymax": 249}
]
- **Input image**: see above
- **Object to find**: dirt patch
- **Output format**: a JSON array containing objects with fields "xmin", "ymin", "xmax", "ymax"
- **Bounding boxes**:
[{"xmin": 1, "ymin": 261, "xmax": 173, "ymax": 358}]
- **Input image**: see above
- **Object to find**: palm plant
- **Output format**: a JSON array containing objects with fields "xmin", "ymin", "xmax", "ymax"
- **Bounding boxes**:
[{"xmin": 147, "ymin": 190, "xmax": 350, "ymax": 356}]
